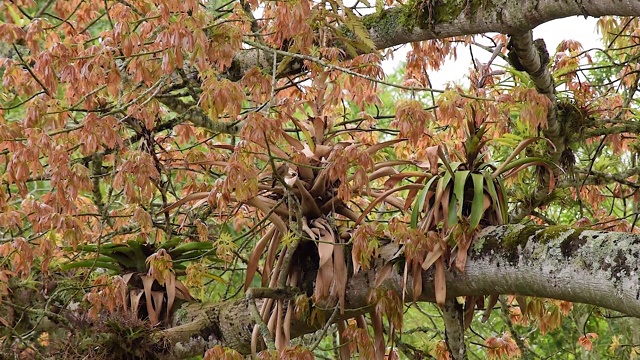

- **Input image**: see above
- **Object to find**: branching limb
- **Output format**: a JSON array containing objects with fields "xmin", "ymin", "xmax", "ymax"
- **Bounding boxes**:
[{"xmin": 442, "ymin": 299, "xmax": 466, "ymax": 360}]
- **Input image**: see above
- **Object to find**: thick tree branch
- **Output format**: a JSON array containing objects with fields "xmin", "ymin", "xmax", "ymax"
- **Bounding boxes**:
[
  {"xmin": 365, "ymin": 1, "xmax": 640, "ymax": 50},
  {"xmin": 160, "ymin": 224, "xmax": 640, "ymax": 358},
  {"xmin": 442, "ymin": 299, "xmax": 466, "ymax": 360},
  {"xmin": 507, "ymin": 31, "xmax": 560, "ymax": 222},
  {"xmin": 158, "ymin": 0, "xmax": 640, "ymax": 135}
]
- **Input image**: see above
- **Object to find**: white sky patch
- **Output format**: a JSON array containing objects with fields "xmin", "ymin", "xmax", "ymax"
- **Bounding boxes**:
[{"xmin": 381, "ymin": 16, "xmax": 601, "ymax": 88}]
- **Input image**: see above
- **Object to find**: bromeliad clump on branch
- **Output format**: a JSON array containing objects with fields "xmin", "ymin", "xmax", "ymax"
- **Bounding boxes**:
[
  {"xmin": 371, "ymin": 111, "xmax": 557, "ymax": 327},
  {"xmin": 163, "ymin": 114, "xmax": 411, "ymax": 354},
  {"xmin": 162, "ymin": 107, "xmax": 556, "ymax": 357}
]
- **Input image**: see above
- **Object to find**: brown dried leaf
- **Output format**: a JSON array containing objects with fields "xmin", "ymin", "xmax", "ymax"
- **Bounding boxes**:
[
  {"xmin": 434, "ymin": 257, "xmax": 446, "ymax": 307},
  {"xmin": 383, "ymin": 172, "xmax": 427, "ymax": 190},
  {"xmin": 309, "ymin": 168, "xmax": 328, "ymax": 197},
  {"xmin": 314, "ymin": 262, "xmax": 333, "ymax": 302},
  {"xmin": 263, "ymin": 231, "xmax": 282, "ymax": 287},
  {"xmin": 333, "ymin": 242, "xmax": 348, "ymax": 313},
  {"xmin": 246, "ymin": 197, "xmax": 288, "ymax": 235},
  {"xmin": 422, "ymin": 246, "xmax": 445, "ymax": 271},
  {"xmin": 141, "ymin": 275, "xmax": 159, "ymax": 325},
  {"xmin": 464, "ymin": 296, "xmax": 477, "ymax": 329},
  {"xmin": 403, "ymin": 176, "xmax": 429, "ymax": 211},
  {"xmin": 366, "ymin": 138, "xmax": 407, "ymax": 155},
  {"xmin": 283, "ymin": 300, "xmax": 293, "ymax": 345},
  {"xmin": 365, "ymin": 167, "xmax": 398, "ymax": 187},
  {"xmin": 371, "ymin": 310, "xmax": 385, "ymax": 360},
  {"xmin": 402, "ymin": 262, "xmax": 409, "ymax": 304},
  {"xmin": 275, "ymin": 300, "xmax": 286, "ymax": 351},
  {"xmin": 355, "ymin": 184, "xmax": 422, "ymax": 225},
  {"xmin": 129, "ymin": 289, "xmax": 144, "ymax": 319},
  {"xmin": 151, "ymin": 291, "xmax": 165, "ymax": 323},
  {"xmin": 425, "ymin": 145, "xmax": 441, "ymax": 175},
  {"xmin": 296, "ymin": 180, "xmax": 322, "ymax": 218},
  {"xmin": 412, "ymin": 261, "xmax": 423, "ymax": 302},
  {"xmin": 312, "ymin": 117, "xmax": 325, "ymax": 144},
  {"xmin": 284, "ymin": 168, "xmax": 298, "ymax": 187},
  {"xmin": 251, "ymin": 324, "xmax": 261, "ymax": 357},
  {"xmin": 337, "ymin": 321, "xmax": 351, "ymax": 360},
  {"xmin": 454, "ymin": 233, "xmax": 472, "ymax": 272},
  {"xmin": 282, "ymin": 132, "xmax": 304, "ymax": 150},
  {"xmin": 122, "ymin": 273, "xmax": 134, "ymax": 285},
  {"xmin": 246, "ymin": 227, "xmax": 276, "ymax": 290},
  {"xmin": 175, "ymin": 279, "xmax": 195, "ymax": 301},
  {"xmin": 166, "ymin": 272, "xmax": 176, "ymax": 320},
  {"xmin": 515, "ymin": 295, "xmax": 528, "ymax": 316},
  {"xmin": 160, "ymin": 192, "xmax": 209, "ymax": 213},
  {"xmin": 317, "ymin": 228, "xmax": 335, "ymax": 269},
  {"xmin": 482, "ymin": 294, "xmax": 499, "ymax": 323},
  {"xmin": 374, "ymin": 262, "xmax": 395, "ymax": 289}
]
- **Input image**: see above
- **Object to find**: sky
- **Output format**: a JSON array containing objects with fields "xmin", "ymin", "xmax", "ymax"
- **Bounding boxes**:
[{"xmin": 381, "ymin": 16, "xmax": 602, "ymax": 88}]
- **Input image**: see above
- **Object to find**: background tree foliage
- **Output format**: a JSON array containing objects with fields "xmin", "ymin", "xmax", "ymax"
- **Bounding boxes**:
[{"xmin": 1, "ymin": 0, "xmax": 640, "ymax": 359}]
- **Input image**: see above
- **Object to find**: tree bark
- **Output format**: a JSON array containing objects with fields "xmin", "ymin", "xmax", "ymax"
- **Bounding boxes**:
[
  {"xmin": 224, "ymin": 0, "xmax": 640, "ymax": 81},
  {"xmin": 159, "ymin": 224, "xmax": 640, "ymax": 358},
  {"xmin": 365, "ymin": 0, "xmax": 640, "ymax": 50}
]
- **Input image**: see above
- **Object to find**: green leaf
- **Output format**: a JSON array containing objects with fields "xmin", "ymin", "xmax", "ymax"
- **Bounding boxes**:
[
  {"xmin": 447, "ymin": 189, "xmax": 458, "ymax": 227},
  {"xmin": 483, "ymin": 172, "xmax": 500, "ymax": 215},
  {"xmin": 434, "ymin": 171, "xmax": 452, "ymax": 213},
  {"xmin": 493, "ymin": 157, "xmax": 558, "ymax": 179},
  {"xmin": 453, "ymin": 170, "xmax": 470, "ymax": 218},
  {"xmin": 469, "ymin": 173, "xmax": 485, "ymax": 230},
  {"xmin": 411, "ymin": 175, "xmax": 439, "ymax": 229},
  {"xmin": 495, "ymin": 133, "xmax": 523, "ymax": 147},
  {"xmin": 496, "ymin": 176, "xmax": 509, "ymax": 223},
  {"xmin": 60, "ymin": 260, "xmax": 123, "ymax": 272},
  {"xmin": 127, "ymin": 240, "xmax": 149, "ymax": 271}
]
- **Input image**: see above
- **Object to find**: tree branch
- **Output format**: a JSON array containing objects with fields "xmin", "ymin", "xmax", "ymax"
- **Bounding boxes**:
[{"xmin": 160, "ymin": 224, "xmax": 640, "ymax": 358}]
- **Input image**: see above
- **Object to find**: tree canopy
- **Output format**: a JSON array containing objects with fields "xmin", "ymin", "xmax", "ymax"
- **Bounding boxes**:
[{"xmin": 1, "ymin": 0, "xmax": 640, "ymax": 359}]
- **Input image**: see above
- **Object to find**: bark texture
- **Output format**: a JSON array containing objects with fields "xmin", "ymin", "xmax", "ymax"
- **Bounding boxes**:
[
  {"xmin": 223, "ymin": 0, "xmax": 640, "ymax": 80},
  {"xmin": 160, "ymin": 225, "xmax": 640, "ymax": 358},
  {"xmin": 365, "ymin": 0, "xmax": 640, "ymax": 50}
]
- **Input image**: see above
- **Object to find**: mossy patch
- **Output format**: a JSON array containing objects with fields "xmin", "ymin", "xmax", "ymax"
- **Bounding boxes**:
[
  {"xmin": 474, "ymin": 225, "xmax": 542, "ymax": 265},
  {"xmin": 502, "ymin": 225, "xmax": 541, "ymax": 249},
  {"xmin": 432, "ymin": 0, "xmax": 467, "ymax": 23},
  {"xmin": 361, "ymin": 7, "xmax": 416, "ymax": 35}
]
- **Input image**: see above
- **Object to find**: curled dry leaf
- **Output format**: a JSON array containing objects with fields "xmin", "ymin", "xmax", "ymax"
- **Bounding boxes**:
[
  {"xmin": 434, "ymin": 257, "xmax": 447, "ymax": 307},
  {"xmin": 141, "ymin": 274, "xmax": 159, "ymax": 325},
  {"xmin": 355, "ymin": 184, "xmax": 422, "ymax": 225},
  {"xmin": 296, "ymin": 180, "xmax": 322, "ymax": 219},
  {"xmin": 482, "ymin": 294, "xmax": 499, "ymax": 323},
  {"xmin": 246, "ymin": 226, "xmax": 277, "ymax": 290},
  {"xmin": 333, "ymin": 241, "xmax": 347, "ymax": 313},
  {"xmin": 174, "ymin": 280, "xmax": 195, "ymax": 301},
  {"xmin": 374, "ymin": 262, "xmax": 395, "ymax": 289},
  {"xmin": 316, "ymin": 226, "xmax": 335, "ymax": 269},
  {"xmin": 422, "ymin": 246, "xmax": 445, "ymax": 271},
  {"xmin": 130, "ymin": 289, "xmax": 144, "ymax": 319},
  {"xmin": 411, "ymin": 261, "xmax": 423, "ymax": 302},
  {"xmin": 337, "ymin": 320, "xmax": 351, "ymax": 360},
  {"xmin": 160, "ymin": 192, "xmax": 209, "ymax": 213},
  {"xmin": 425, "ymin": 145, "xmax": 441, "ymax": 175},
  {"xmin": 371, "ymin": 310, "xmax": 385, "ymax": 360},
  {"xmin": 165, "ymin": 273, "xmax": 176, "ymax": 320}
]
